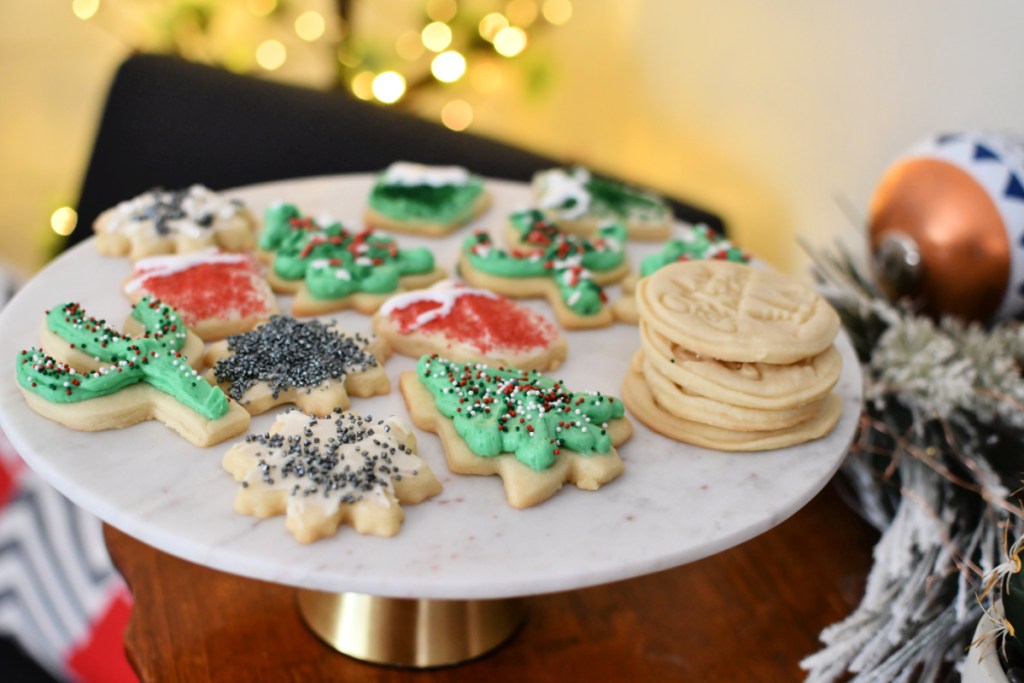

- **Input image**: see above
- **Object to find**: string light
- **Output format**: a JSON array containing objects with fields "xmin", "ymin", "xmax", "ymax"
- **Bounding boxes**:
[
  {"xmin": 50, "ymin": 207, "xmax": 78, "ymax": 237},
  {"xmin": 431, "ymin": 51, "xmax": 466, "ymax": 83},
  {"xmin": 493, "ymin": 26, "xmax": 527, "ymax": 57},
  {"xmin": 351, "ymin": 70, "xmax": 375, "ymax": 100},
  {"xmin": 294, "ymin": 11, "xmax": 325, "ymax": 42},
  {"xmin": 255, "ymin": 39, "xmax": 287, "ymax": 70},
  {"xmin": 506, "ymin": 0, "xmax": 539, "ymax": 27},
  {"xmin": 426, "ymin": 0, "xmax": 458, "ymax": 23},
  {"xmin": 72, "ymin": 0, "xmax": 100, "ymax": 21},
  {"xmin": 479, "ymin": 13, "xmax": 509, "ymax": 42},
  {"xmin": 372, "ymin": 71, "xmax": 407, "ymax": 104},
  {"xmin": 246, "ymin": 0, "xmax": 277, "ymax": 18},
  {"xmin": 421, "ymin": 21, "xmax": 452, "ymax": 52},
  {"xmin": 542, "ymin": 0, "xmax": 572, "ymax": 25},
  {"xmin": 441, "ymin": 100, "xmax": 473, "ymax": 131}
]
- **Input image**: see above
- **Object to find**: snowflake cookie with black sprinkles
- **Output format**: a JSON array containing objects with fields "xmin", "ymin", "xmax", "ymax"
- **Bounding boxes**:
[
  {"xmin": 204, "ymin": 315, "xmax": 392, "ymax": 416},
  {"xmin": 93, "ymin": 185, "xmax": 258, "ymax": 260},
  {"xmin": 222, "ymin": 409, "xmax": 442, "ymax": 542},
  {"xmin": 398, "ymin": 355, "xmax": 633, "ymax": 509}
]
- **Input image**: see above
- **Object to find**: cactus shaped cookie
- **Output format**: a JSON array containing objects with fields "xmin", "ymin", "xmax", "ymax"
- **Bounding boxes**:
[
  {"xmin": 223, "ymin": 409, "xmax": 442, "ymax": 542},
  {"xmin": 259, "ymin": 203, "xmax": 446, "ymax": 316},
  {"xmin": 400, "ymin": 355, "xmax": 631, "ymax": 508},
  {"xmin": 16, "ymin": 297, "xmax": 250, "ymax": 446},
  {"xmin": 205, "ymin": 316, "xmax": 391, "ymax": 416},
  {"xmin": 458, "ymin": 217, "xmax": 629, "ymax": 329}
]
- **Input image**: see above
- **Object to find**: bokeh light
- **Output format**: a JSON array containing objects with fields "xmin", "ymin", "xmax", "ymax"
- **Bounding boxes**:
[
  {"xmin": 72, "ymin": 0, "xmax": 100, "ymax": 21},
  {"xmin": 431, "ymin": 50, "xmax": 467, "ymax": 83},
  {"xmin": 426, "ymin": 0, "xmax": 458, "ymax": 23},
  {"xmin": 372, "ymin": 71, "xmax": 407, "ymax": 104},
  {"xmin": 351, "ymin": 70, "xmax": 375, "ymax": 100},
  {"xmin": 256, "ymin": 39, "xmax": 287, "ymax": 70},
  {"xmin": 543, "ymin": 0, "xmax": 572, "ymax": 25},
  {"xmin": 421, "ymin": 21, "xmax": 453, "ymax": 53},
  {"xmin": 50, "ymin": 207, "xmax": 78, "ymax": 237},
  {"xmin": 246, "ymin": 0, "xmax": 277, "ymax": 18},
  {"xmin": 396, "ymin": 30, "xmax": 425, "ymax": 61},
  {"xmin": 493, "ymin": 26, "xmax": 527, "ymax": 57},
  {"xmin": 479, "ymin": 13, "xmax": 509, "ymax": 42},
  {"xmin": 506, "ymin": 0, "xmax": 539, "ymax": 27},
  {"xmin": 294, "ymin": 11, "xmax": 325, "ymax": 42},
  {"xmin": 469, "ymin": 58, "xmax": 505, "ymax": 94},
  {"xmin": 441, "ymin": 100, "xmax": 473, "ymax": 131}
]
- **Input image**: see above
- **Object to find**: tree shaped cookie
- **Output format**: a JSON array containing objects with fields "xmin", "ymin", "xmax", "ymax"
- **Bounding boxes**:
[
  {"xmin": 400, "ymin": 355, "xmax": 632, "ymax": 508},
  {"xmin": 457, "ymin": 220, "xmax": 629, "ymax": 329},
  {"xmin": 365, "ymin": 161, "xmax": 491, "ymax": 236},
  {"xmin": 205, "ymin": 316, "xmax": 391, "ymax": 416},
  {"xmin": 223, "ymin": 409, "xmax": 442, "ymax": 543},
  {"xmin": 93, "ymin": 185, "xmax": 258, "ymax": 260},
  {"xmin": 259, "ymin": 203, "xmax": 446, "ymax": 317},
  {"xmin": 16, "ymin": 297, "xmax": 250, "ymax": 447},
  {"xmin": 612, "ymin": 224, "xmax": 749, "ymax": 323},
  {"xmin": 532, "ymin": 166, "xmax": 672, "ymax": 241}
]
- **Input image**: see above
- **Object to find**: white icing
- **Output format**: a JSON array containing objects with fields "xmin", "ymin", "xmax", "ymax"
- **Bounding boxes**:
[
  {"xmin": 379, "ymin": 280, "xmax": 499, "ymax": 331},
  {"xmin": 381, "ymin": 161, "xmax": 471, "ymax": 187},
  {"xmin": 535, "ymin": 167, "xmax": 592, "ymax": 219},
  {"xmin": 124, "ymin": 249, "xmax": 252, "ymax": 293},
  {"xmin": 104, "ymin": 185, "xmax": 247, "ymax": 239}
]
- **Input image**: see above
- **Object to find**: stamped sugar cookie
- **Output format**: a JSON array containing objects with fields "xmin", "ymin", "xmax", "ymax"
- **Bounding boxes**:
[
  {"xmin": 16, "ymin": 298, "xmax": 249, "ymax": 447},
  {"xmin": 123, "ymin": 249, "xmax": 278, "ymax": 341},
  {"xmin": 612, "ymin": 225, "xmax": 749, "ymax": 324},
  {"xmin": 458, "ymin": 222, "xmax": 629, "ymax": 329},
  {"xmin": 636, "ymin": 260, "xmax": 840, "ymax": 364},
  {"xmin": 93, "ymin": 185, "xmax": 257, "ymax": 260},
  {"xmin": 532, "ymin": 166, "xmax": 672, "ymax": 241},
  {"xmin": 373, "ymin": 280, "xmax": 567, "ymax": 371},
  {"xmin": 257, "ymin": 203, "xmax": 445, "ymax": 316},
  {"xmin": 400, "ymin": 355, "xmax": 631, "ymax": 509},
  {"xmin": 223, "ymin": 409, "xmax": 442, "ymax": 543},
  {"xmin": 205, "ymin": 316, "xmax": 390, "ymax": 416},
  {"xmin": 365, "ymin": 161, "xmax": 491, "ymax": 236}
]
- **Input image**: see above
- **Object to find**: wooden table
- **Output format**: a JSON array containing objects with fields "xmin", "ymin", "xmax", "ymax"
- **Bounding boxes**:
[{"xmin": 103, "ymin": 482, "xmax": 876, "ymax": 683}]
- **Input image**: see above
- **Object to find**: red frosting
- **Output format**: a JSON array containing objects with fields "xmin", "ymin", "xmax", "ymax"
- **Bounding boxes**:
[{"xmin": 389, "ymin": 292, "xmax": 558, "ymax": 354}]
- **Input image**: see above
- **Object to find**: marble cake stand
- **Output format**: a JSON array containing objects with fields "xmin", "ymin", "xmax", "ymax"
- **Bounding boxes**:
[{"xmin": 0, "ymin": 175, "xmax": 863, "ymax": 667}]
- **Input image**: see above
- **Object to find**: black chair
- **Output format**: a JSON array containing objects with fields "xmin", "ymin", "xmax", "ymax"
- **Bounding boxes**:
[{"xmin": 71, "ymin": 53, "xmax": 722, "ymax": 248}]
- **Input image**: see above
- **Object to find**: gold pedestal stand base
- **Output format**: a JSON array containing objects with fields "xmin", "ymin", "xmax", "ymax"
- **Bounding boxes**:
[{"xmin": 296, "ymin": 589, "xmax": 528, "ymax": 668}]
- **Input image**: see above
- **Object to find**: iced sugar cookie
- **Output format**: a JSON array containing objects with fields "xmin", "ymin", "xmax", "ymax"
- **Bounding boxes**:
[
  {"xmin": 365, "ymin": 161, "xmax": 491, "ymax": 236},
  {"xmin": 400, "ymin": 356, "xmax": 631, "ymax": 509},
  {"xmin": 612, "ymin": 225, "xmax": 749, "ymax": 324},
  {"xmin": 123, "ymin": 249, "xmax": 278, "ymax": 341},
  {"xmin": 457, "ymin": 223, "xmax": 629, "ymax": 329},
  {"xmin": 205, "ymin": 316, "xmax": 390, "ymax": 416},
  {"xmin": 532, "ymin": 166, "xmax": 672, "ymax": 241},
  {"xmin": 223, "ymin": 409, "xmax": 442, "ymax": 542},
  {"xmin": 258, "ymin": 203, "xmax": 445, "ymax": 316},
  {"xmin": 373, "ymin": 281, "xmax": 567, "ymax": 371},
  {"xmin": 93, "ymin": 185, "xmax": 257, "ymax": 260},
  {"xmin": 16, "ymin": 298, "xmax": 249, "ymax": 447}
]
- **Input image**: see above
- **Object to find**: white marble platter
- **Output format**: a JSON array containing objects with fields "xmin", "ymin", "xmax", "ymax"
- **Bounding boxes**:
[{"xmin": 0, "ymin": 174, "xmax": 863, "ymax": 600}]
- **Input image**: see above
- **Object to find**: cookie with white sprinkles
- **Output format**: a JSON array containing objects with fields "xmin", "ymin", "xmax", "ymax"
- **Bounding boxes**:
[
  {"xmin": 223, "ymin": 409, "xmax": 442, "ymax": 542},
  {"xmin": 204, "ymin": 316, "xmax": 392, "ymax": 416}
]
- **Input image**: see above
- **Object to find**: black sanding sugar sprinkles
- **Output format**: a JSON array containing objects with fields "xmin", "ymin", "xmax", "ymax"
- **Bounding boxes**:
[{"xmin": 212, "ymin": 316, "xmax": 379, "ymax": 400}]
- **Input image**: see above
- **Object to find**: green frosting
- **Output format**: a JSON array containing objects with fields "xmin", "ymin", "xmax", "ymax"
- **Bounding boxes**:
[
  {"xmin": 639, "ymin": 225, "xmax": 748, "ymax": 277},
  {"xmin": 369, "ymin": 176, "xmax": 484, "ymax": 225},
  {"xmin": 463, "ymin": 216, "xmax": 626, "ymax": 316},
  {"xmin": 260, "ymin": 203, "xmax": 435, "ymax": 300},
  {"xmin": 539, "ymin": 166, "xmax": 670, "ymax": 223},
  {"xmin": 416, "ymin": 355, "xmax": 624, "ymax": 471},
  {"xmin": 16, "ymin": 298, "xmax": 228, "ymax": 419}
]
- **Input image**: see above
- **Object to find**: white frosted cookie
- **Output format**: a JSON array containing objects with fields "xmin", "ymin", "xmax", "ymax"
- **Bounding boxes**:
[
  {"xmin": 205, "ymin": 316, "xmax": 390, "ymax": 416},
  {"xmin": 400, "ymin": 356, "xmax": 631, "ymax": 509},
  {"xmin": 365, "ymin": 161, "xmax": 492, "ymax": 237},
  {"xmin": 123, "ymin": 249, "xmax": 278, "ymax": 341},
  {"xmin": 621, "ymin": 368, "xmax": 842, "ymax": 452},
  {"xmin": 373, "ymin": 281, "xmax": 568, "ymax": 371},
  {"xmin": 223, "ymin": 409, "xmax": 442, "ymax": 543},
  {"xmin": 17, "ymin": 298, "xmax": 249, "ymax": 447},
  {"xmin": 532, "ymin": 166, "xmax": 672, "ymax": 241},
  {"xmin": 638, "ymin": 321, "xmax": 841, "ymax": 410},
  {"xmin": 636, "ymin": 260, "xmax": 840, "ymax": 364},
  {"xmin": 93, "ymin": 185, "xmax": 257, "ymax": 260}
]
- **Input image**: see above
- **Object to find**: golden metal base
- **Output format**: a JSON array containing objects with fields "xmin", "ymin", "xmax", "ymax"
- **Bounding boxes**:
[{"xmin": 296, "ymin": 589, "xmax": 528, "ymax": 668}]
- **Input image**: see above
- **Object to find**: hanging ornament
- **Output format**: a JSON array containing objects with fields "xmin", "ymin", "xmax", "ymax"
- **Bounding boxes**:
[{"xmin": 868, "ymin": 131, "xmax": 1024, "ymax": 322}]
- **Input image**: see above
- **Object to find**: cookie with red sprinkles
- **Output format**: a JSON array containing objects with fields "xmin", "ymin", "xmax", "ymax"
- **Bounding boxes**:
[
  {"xmin": 123, "ymin": 249, "xmax": 279, "ymax": 341},
  {"xmin": 400, "ymin": 355, "xmax": 631, "ymax": 508},
  {"xmin": 373, "ymin": 281, "xmax": 568, "ymax": 371}
]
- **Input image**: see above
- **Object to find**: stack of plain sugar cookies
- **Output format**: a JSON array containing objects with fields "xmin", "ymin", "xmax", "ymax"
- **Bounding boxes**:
[{"xmin": 621, "ymin": 260, "xmax": 843, "ymax": 451}]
